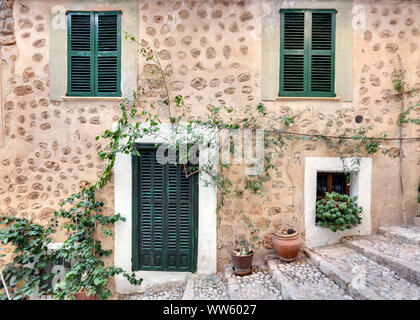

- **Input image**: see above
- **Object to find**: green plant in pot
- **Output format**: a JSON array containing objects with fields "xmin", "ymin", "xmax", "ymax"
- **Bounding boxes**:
[
  {"xmin": 316, "ymin": 192, "xmax": 363, "ymax": 232},
  {"xmin": 228, "ymin": 211, "xmax": 259, "ymax": 275}
]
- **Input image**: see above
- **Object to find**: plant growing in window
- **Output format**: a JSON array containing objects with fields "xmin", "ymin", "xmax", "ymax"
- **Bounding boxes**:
[{"xmin": 316, "ymin": 192, "xmax": 363, "ymax": 232}]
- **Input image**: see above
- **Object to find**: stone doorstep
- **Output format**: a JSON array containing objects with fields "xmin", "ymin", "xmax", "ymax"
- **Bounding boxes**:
[
  {"xmin": 341, "ymin": 235, "xmax": 420, "ymax": 286},
  {"xmin": 377, "ymin": 225, "xmax": 420, "ymax": 246},
  {"xmin": 302, "ymin": 246, "xmax": 419, "ymax": 300},
  {"xmin": 181, "ymin": 277, "xmax": 195, "ymax": 300}
]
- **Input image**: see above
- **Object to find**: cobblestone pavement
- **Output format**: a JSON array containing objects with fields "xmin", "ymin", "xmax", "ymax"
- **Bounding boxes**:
[
  {"xmin": 225, "ymin": 265, "xmax": 282, "ymax": 300},
  {"xmin": 189, "ymin": 273, "xmax": 229, "ymax": 300},
  {"xmin": 118, "ymin": 223, "xmax": 420, "ymax": 300},
  {"xmin": 120, "ymin": 265, "xmax": 282, "ymax": 300},
  {"xmin": 119, "ymin": 281, "xmax": 186, "ymax": 300}
]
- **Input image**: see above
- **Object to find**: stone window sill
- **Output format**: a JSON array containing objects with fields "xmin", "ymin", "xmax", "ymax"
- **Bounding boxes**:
[
  {"xmin": 63, "ymin": 96, "xmax": 124, "ymax": 101},
  {"xmin": 275, "ymin": 96, "xmax": 341, "ymax": 102}
]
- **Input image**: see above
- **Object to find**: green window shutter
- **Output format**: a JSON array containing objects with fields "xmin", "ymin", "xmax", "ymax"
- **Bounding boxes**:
[
  {"xmin": 95, "ymin": 12, "xmax": 121, "ymax": 96},
  {"xmin": 280, "ymin": 11, "xmax": 306, "ymax": 96},
  {"xmin": 67, "ymin": 12, "xmax": 95, "ymax": 96},
  {"xmin": 132, "ymin": 144, "xmax": 198, "ymax": 272},
  {"xmin": 279, "ymin": 10, "xmax": 336, "ymax": 97},
  {"xmin": 308, "ymin": 11, "xmax": 335, "ymax": 97},
  {"xmin": 67, "ymin": 11, "xmax": 121, "ymax": 97}
]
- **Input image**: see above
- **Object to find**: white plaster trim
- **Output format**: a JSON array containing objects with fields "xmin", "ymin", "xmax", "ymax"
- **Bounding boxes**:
[
  {"xmin": 304, "ymin": 157, "xmax": 372, "ymax": 248},
  {"xmin": 114, "ymin": 123, "xmax": 218, "ymax": 293}
]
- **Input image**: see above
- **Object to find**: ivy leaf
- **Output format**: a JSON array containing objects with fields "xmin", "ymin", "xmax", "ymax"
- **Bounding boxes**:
[
  {"xmin": 35, "ymin": 262, "xmax": 46, "ymax": 270},
  {"xmin": 42, "ymin": 273, "xmax": 50, "ymax": 281}
]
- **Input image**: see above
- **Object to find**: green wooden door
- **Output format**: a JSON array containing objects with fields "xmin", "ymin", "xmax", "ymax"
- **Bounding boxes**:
[{"xmin": 132, "ymin": 144, "xmax": 198, "ymax": 272}]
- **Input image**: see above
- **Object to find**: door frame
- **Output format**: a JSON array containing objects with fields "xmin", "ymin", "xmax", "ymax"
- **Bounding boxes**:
[{"xmin": 113, "ymin": 123, "xmax": 217, "ymax": 293}]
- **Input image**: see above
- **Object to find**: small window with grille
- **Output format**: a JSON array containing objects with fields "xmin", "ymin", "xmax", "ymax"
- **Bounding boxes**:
[{"xmin": 316, "ymin": 172, "xmax": 349, "ymax": 200}]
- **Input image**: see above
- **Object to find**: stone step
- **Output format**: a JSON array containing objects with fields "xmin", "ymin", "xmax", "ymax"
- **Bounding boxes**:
[
  {"xmin": 377, "ymin": 225, "xmax": 420, "ymax": 246},
  {"xmin": 412, "ymin": 217, "xmax": 420, "ymax": 228},
  {"xmin": 341, "ymin": 235, "xmax": 420, "ymax": 285},
  {"xmin": 265, "ymin": 253, "xmax": 352, "ymax": 300},
  {"xmin": 303, "ymin": 245, "xmax": 420, "ymax": 300}
]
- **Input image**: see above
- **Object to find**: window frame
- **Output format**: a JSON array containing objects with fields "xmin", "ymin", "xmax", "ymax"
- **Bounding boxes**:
[
  {"xmin": 316, "ymin": 171, "xmax": 349, "ymax": 200},
  {"xmin": 279, "ymin": 8, "xmax": 336, "ymax": 98},
  {"xmin": 66, "ymin": 11, "xmax": 121, "ymax": 97}
]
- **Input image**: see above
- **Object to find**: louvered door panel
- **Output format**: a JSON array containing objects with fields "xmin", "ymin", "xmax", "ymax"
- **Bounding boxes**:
[
  {"xmin": 137, "ymin": 150, "xmax": 155, "ymax": 269},
  {"xmin": 178, "ymin": 168, "xmax": 194, "ymax": 270},
  {"xmin": 137, "ymin": 149, "xmax": 166, "ymax": 270},
  {"xmin": 167, "ymin": 164, "xmax": 179, "ymax": 258},
  {"xmin": 133, "ymin": 144, "xmax": 198, "ymax": 272},
  {"xmin": 67, "ymin": 13, "xmax": 94, "ymax": 96},
  {"xmin": 95, "ymin": 12, "xmax": 121, "ymax": 96},
  {"xmin": 280, "ymin": 11, "xmax": 306, "ymax": 96},
  {"xmin": 309, "ymin": 11, "xmax": 335, "ymax": 96},
  {"xmin": 166, "ymin": 163, "xmax": 195, "ymax": 271}
]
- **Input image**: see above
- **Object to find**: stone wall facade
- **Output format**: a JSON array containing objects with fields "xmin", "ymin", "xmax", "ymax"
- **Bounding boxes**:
[{"xmin": 0, "ymin": 0, "xmax": 419, "ymax": 287}]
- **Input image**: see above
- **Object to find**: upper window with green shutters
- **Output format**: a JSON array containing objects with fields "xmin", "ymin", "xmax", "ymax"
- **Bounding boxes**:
[
  {"xmin": 67, "ymin": 11, "xmax": 121, "ymax": 97},
  {"xmin": 279, "ymin": 9, "xmax": 336, "ymax": 98}
]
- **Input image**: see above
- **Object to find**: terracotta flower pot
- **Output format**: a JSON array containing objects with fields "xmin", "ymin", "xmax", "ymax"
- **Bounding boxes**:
[
  {"xmin": 272, "ymin": 231, "xmax": 301, "ymax": 262},
  {"xmin": 230, "ymin": 250, "xmax": 253, "ymax": 275},
  {"xmin": 74, "ymin": 288, "xmax": 96, "ymax": 300}
]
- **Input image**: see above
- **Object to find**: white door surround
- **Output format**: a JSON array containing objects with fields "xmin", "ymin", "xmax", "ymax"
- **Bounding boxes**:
[{"xmin": 113, "ymin": 124, "xmax": 218, "ymax": 293}]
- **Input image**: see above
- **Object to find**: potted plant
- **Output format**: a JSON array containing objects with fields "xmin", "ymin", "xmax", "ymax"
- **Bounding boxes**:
[
  {"xmin": 271, "ymin": 228, "xmax": 302, "ymax": 262},
  {"xmin": 227, "ymin": 210, "xmax": 260, "ymax": 275},
  {"xmin": 315, "ymin": 192, "xmax": 362, "ymax": 232},
  {"xmin": 230, "ymin": 240, "xmax": 254, "ymax": 275},
  {"xmin": 268, "ymin": 209, "xmax": 302, "ymax": 262}
]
